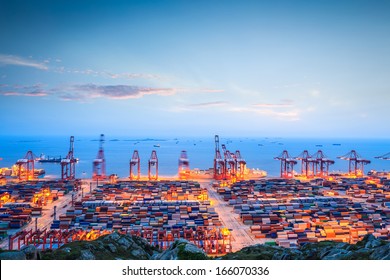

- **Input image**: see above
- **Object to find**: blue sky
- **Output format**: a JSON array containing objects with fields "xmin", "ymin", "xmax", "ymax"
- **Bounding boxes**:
[{"xmin": 0, "ymin": 0, "xmax": 389, "ymax": 138}]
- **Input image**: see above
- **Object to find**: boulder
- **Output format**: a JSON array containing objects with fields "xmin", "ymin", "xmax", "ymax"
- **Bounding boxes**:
[
  {"xmin": 116, "ymin": 236, "xmax": 135, "ymax": 250},
  {"xmin": 370, "ymin": 243, "xmax": 390, "ymax": 260},
  {"xmin": 321, "ymin": 249, "xmax": 353, "ymax": 260},
  {"xmin": 153, "ymin": 239, "xmax": 208, "ymax": 260},
  {"xmin": 364, "ymin": 235, "xmax": 383, "ymax": 249},
  {"xmin": 0, "ymin": 251, "xmax": 27, "ymax": 260},
  {"xmin": 21, "ymin": 245, "xmax": 39, "ymax": 260},
  {"xmin": 106, "ymin": 243, "xmax": 117, "ymax": 253},
  {"xmin": 78, "ymin": 249, "xmax": 96, "ymax": 260}
]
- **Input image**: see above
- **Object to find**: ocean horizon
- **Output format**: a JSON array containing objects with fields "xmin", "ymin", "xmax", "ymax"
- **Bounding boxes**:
[{"xmin": 0, "ymin": 135, "xmax": 389, "ymax": 179}]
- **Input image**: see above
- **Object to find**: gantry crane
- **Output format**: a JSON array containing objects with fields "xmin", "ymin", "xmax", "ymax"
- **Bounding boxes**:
[
  {"xmin": 221, "ymin": 144, "xmax": 236, "ymax": 180},
  {"xmin": 295, "ymin": 150, "xmax": 316, "ymax": 178},
  {"xmin": 213, "ymin": 135, "xmax": 225, "ymax": 180},
  {"xmin": 148, "ymin": 150, "xmax": 158, "ymax": 180},
  {"xmin": 235, "ymin": 150, "xmax": 246, "ymax": 180},
  {"xmin": 129, "ymin": 150, "xmax": 141, "ymax": 180},
  {"xmin": 178, "ymin": 150, "xmax": 190, "ymax": 180},
  {"xmin": 274, "ymin": 150, "xmax": 297, "ymax": 178},
  {"xmin": 16, "ymin": 151, "xmax": 35, "ymax": 181},
  {"xmin": 92, "ymin": 134, "xmax": 106, "ymax": 180},
  {"xmin": 311, "ymin": 150, "xmax": 335, "ymax": 178},
  {"xmin": 338, "ymin": 150, "xmax": 371, "ymax": 177},
  {"xmin": 375, "ymin": 152, "xmax": 390, "ymax": 160},
  {"xmin": 61, "ymin": 136, "xmax": 76, "ymax": 180}
]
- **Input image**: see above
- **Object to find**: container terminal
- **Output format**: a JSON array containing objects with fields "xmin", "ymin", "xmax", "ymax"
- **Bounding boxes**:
[{"xmin": 0, "ymin": 135, "xmax": 389, "ymax": 255}]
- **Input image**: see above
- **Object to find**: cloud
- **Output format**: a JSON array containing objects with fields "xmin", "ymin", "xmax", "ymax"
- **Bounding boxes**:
[
  {"xmin": 54, "ymin": 67, "xmax": 165, "ymax": 81},
  {"xmin": 197, "ymin": 88, "xmax": 224, "ymax": 93},
  {"xmin": 230, "ymin": 102, "xmax": 300, "ymax": 121},
  {"xmin": 256, "ymin": 109, "xmax": 300, "ymax": 120},
  {"xmin": 169, "ymin": 99, "xmax": 299, "ymax": 121},
  {"xmin": 1, "ymin": 82, "xmax": 223, "ymax": 102},
  {"xmin": 107, "ymin": 72, "xmax": 163, "ymax": 80},
  {"xmin": 57, "ymin": 84, "xmax": 223, "ymax": 101},
  {"xmin": 0, "ymin": 55, "xmax": 163, "ymax": 81},
  {"xmin": 187, "ymin": 101, "xmax": 228, "ymax": 108},
  {"xmin": 57, "ymin": 84, "xmax": 179, "ymax": 101},
  {"xmin": 0, "ymin": 54, "xmax": 48, "ymax": 70},
  {"xmin": 0, "ymin": 84, "xmax": 48, "ymax": 97},
  {"xmin": 169, "ymin": 101, "xmax": 229, "ymax": 112},
  {"xmin": 253, "ymin": 99, "xmax": 294, "ymax": 108},
  {"xmin": 274, "ymin": 83, "xmax": 302, "ymax": 89},
  {"xmin": 309, "ymin": 89, "xmax": 320, "ymax": 97},
  {"xmin": 253, "ymin": 103, "xmax": 293, "ymax": 108}
]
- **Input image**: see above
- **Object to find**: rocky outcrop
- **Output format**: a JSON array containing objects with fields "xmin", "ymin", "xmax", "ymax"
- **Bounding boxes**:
[
  {"xmin": 0, "ymin": 251, "xmax": 27, "ymax": 260},
  {"xmin": 40, "ymin": 232, "xmax": 160, "ymax": 260},
  {"xmin": 153, "ymin": 239, "xmax": 209, "ymax": 260},
  {"xmin": 1, "ymin": 233, "xmax": 388, "ymax": 260},
  {"xmin": 221, "ymin": 234, "xmax": 390, "ymax": 260},
  {"xmin": 21, "ymin": 245, "xmax": 40, "ymax": 260}
]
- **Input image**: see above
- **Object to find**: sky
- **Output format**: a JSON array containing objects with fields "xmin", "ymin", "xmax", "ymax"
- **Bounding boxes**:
[{"xmin": 0, "ymin": 0, "xmax": 389, "ymax": 138}]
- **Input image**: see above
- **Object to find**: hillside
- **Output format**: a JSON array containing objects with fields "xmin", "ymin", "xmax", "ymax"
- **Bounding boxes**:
[{"xmin": 0, "ymin": 233, "xmax": 388, "ymax": 260}]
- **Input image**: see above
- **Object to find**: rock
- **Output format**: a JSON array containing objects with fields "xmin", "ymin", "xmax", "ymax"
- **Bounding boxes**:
[
  {"xmin": 106, "ymin": 243, "xmax": 117, "ymax": 253},
  {"xmin": 103, "ymin": 232, "xmax": 121, "ymax": 242},
  {"xmin": 322, "ymin": 249, "xmax": 353, "ymax": 260},
  {"xmin": 78, "ymin": 249, "xmax": 95, "ymax": 260},
  {"xmin": 153, "ymin": 246, "xmax": 178, "ymax": 260},
  {"xmin": 131, "ymin": 249, "xmax": 149, "ymax": 259},
  {"xmin": 153, "ymin": 239, "xmax": 208, "ymax": 260},
  {"xmin": 336, "ymin": 242, "xmax": 350, "ymax": 250},
  {"xmin": 96, "ymin": 241, "xmax": 105, "ymax": 251},
  {"xmin": 62, "ymin": 247, "xmax": 71, "ymax": 253},
  {"xmin": 223, "ymin": 236, "xmax": 390, "ymax": 260},
  {"xmin": 370, "ymin": 243, "xmax": 390, "ymax": 260},
  {"xmin": 274, "ymin": 249, "xmax": 304, "ymax": 260},
  {"xmin": 0, "ymin": 251, "xmax": 27, "ymax": 260},
  {"xmin": 117, "ymin": 236, "xmax": 134, "ymax": 250},
  {"xmin": 21, "ymin": 245, "xmax": 38, "ymax": 260},
  {"xmin": 364, "ymin": 235, "xmax": 382, "ymax": 249},
  {"xmin": 16, "ymin": 232, "xmax": 387, "ymax": 261}
]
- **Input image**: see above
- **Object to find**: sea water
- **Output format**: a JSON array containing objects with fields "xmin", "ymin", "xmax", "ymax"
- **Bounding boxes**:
[{"xmin": 0, "ymin": 136, "xmax": 389, "ymax": 178}]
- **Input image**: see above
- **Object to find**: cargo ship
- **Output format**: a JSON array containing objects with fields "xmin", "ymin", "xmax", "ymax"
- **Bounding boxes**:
[
  {"xmin": 35, "ymin": 154, "xmax": 79, "ymax": 163},
  {"xmin": 246, "ymin": 168, "xmax": 267, "ymax": 179},
  {"xmin": 189, "ymin": 168, "xmax": 267, "ymax": 180},
  {"xmin": 189, "ymin": 168, "xmax": 214, "ymax": 179},
  {"xmin": 35, "ymin": 154, "xmax": 62, "ymax": 163}
]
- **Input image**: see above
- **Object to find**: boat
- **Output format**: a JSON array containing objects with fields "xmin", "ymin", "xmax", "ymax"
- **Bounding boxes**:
[
  {"xmin": 189, "ymin": 168, "xmax": 214, "ymax": 179},
  {"xmin": 35, "ymin": 154, "xmax": 79, "ymax": 163},
  {"xmin": 332, "ymin": 143, "xmax": 341, "ymax": 146},
  {"xmin": 153, "ymin": 144, "xmax": 160, "ymax": 148},
  {"xmin": 9, "ymin": 165, "xmax": 46, "ymax": 178},
  {"xmin": 188, "ymin": 168, "xmax": 267, "ymax": 180},
  {"xmin": 35, "ymin": 154, "xmax": 62, "ymax": 163},
  {"xmin": 246, "ymin": 168, "xmax": 267, "ymax": 179}
]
